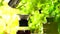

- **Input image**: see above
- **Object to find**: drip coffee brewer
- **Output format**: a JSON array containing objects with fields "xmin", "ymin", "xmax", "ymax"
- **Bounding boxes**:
[{"xmin": 17, "ymin": 14, "xmax": 30, "ymax": 34}]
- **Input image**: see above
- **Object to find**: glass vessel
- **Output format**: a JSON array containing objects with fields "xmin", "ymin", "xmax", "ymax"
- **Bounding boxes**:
[{"xmin": 17, "ymin": 14, "xmax": 30, "ymax": 34}]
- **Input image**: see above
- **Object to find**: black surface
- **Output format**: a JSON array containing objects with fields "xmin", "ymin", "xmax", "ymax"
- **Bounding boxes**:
[{"xmin": 19, "ymin": 19, "xmax": 28, "ymax": 26}]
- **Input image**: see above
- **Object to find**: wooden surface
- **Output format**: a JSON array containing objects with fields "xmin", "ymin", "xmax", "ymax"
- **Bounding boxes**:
[{"xmin": 43, "ymin": 22, "xmax": 59, "ymax": 34}]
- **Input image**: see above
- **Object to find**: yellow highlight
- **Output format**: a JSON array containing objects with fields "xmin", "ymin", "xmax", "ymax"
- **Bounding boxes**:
[{"xmin": 0, "ymin": 0, "xmax": 20, "ymax": 34}]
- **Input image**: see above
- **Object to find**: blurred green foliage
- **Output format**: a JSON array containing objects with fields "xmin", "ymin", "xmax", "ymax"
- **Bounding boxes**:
[{"xmin": 16, "ymin": 0, "xmax": 60, "ymax": 34}]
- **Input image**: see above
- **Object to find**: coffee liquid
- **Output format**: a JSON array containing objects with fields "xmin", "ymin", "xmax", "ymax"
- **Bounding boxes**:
[{"xmin": 17, "ymin": 30, "xmax": 30, "ymax": 34}]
